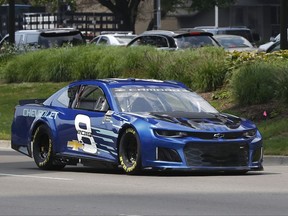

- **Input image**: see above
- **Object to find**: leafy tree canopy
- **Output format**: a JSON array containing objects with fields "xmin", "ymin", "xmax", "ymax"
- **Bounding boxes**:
[
  {"xmin": 0, "ymin": 0, "xmax": 236, "ymax": 32},
  {"xmin": 0, "ymin": 0, "xmax": 76, "ymax": 11}
]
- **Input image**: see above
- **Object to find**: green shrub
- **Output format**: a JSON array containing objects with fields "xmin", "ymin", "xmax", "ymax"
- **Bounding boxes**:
[
  {"xmin": 231, "ymin": 62, "xmax": 277, "ymax": 105},
  {"xmin": 191, "ymin": 47, "xmax": 227, "ymax": 92},
  {"xmin": 274, "ymin": 64, "xmax": 288, "ymax": 103},
  {"xmin": 2, "ymin": 45, "xmax": 229, "ymax": 92}
]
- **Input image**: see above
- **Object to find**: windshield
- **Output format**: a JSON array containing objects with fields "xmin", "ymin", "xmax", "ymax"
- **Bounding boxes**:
[
  {"xmin": 115, "ymin": 35, "xmax": 136, "ymax": 45},
  {"xmin": 112, "ymin": 86, "xmax": 218, "ymax": 113},
  {"xmin": 220, "ymin": 30, "xmax": 253, "ymax": 43},
  {"xmin": 216, "ymin": 36, "xmax": 252, "ymax": 48},
  {"xmin": 175, "ymin": 35, "xmax": 218, "ymax": 49},
  {"xmin": 38, "ymin": 32, "xmax": 85, "ymax": 48}
]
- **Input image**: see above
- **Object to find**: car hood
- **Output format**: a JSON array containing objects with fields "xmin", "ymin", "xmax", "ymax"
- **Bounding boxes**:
[
  {"xmin": 258, "ymin": 41, "xmax": 274, "ymax": 51},
  {"xmin": 122, "ymin": 111, "xmax": 254, "ymax": 131},
  {"xmin": 226, "ymin": 47, "xmax": 259, "ymax": 52}
]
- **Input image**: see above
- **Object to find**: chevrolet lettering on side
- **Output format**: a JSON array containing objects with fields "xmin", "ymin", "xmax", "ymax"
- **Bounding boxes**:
[{"xmin": 11, "ymin": 79, "xmax": 263, "ymax": 174}]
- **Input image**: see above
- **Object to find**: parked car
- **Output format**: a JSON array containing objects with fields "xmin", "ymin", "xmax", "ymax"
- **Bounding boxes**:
[
  {"xmin": 0, "ymin": 28, "xmax": 85, "ymax": 49},
  {"xmin": 213, "ymin": 35, "xmax": 258, "ymax": 52},
  {"xmin": 258, "ymin": 32, "xmax": 288, "ymax": 52},
  {"xmin": 192, "ymin": 26, "xmax": 260, "ymax": 46},
  {"xmin": 11, "ymin": 78, "xmax": 263, "ymax": 174},
  {"xmin": 0, "ymin": 34, "xmax": 9, "ymax": 48},
  {"xmin": 265, "ymin": 40, "xmax": 281, "ymax": 53},
  {"xmin": 90, "ymin": 31, "xmax": 137, "ymax": 46},
  {"xmin": 127, "ymin": 30, "xmax": 220, "ymax": 50}
]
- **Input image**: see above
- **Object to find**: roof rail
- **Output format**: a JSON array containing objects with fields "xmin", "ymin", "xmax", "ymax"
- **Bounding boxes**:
[{"xmin": 100, "ymin": 31, "xmax": 133, "ymax": 35}]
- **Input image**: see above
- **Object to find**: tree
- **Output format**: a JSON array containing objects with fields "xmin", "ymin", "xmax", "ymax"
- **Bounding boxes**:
[
  {"xmin": 0, "ymin": 0, "xmax": 76, "ymax": 12},
  {"xmin": 280, "ymin": 0, "xmax": 288, "ymax": 49},
  {"xmin": 0, "ymin": 0, "xmax": 237, "ymax": 33},
  {"xmin": 8, "ymin": 0, "xmax": 15, "ymax": 44},
  {"xmin": 97, "ymin": 0, "xmax": 142, "ymax": 32}
]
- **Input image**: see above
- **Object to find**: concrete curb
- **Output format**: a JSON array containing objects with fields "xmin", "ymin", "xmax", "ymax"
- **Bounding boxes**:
[
  {"xmin": 1, "ymin": 140, "xmax": 287, "ymax": 166},
  {"xmin": 263, "ymin": 155, "xmax": 288, "ymax": 166},
  {"xmin": 0, "ymin": 140, "xmax": 10, "ymax": 148}
]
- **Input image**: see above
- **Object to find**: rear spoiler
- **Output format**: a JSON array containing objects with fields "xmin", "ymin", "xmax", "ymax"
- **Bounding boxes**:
[{"xmin": 19, "ymin": 99, "xmax": 46, "ymax": 106}]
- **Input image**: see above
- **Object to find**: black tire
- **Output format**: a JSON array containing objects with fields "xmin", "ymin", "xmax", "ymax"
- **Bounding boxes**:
[
  {"xmin": 119, "ymin": 128, "xmax": 142, "ymax": 174},
  {"xmin": 33, "ymin": 125, "xmax": 65, "ymax": 170}
]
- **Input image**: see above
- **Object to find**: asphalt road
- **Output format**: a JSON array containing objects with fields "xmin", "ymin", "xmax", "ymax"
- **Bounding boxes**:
[{"xmin": 1, "ymin": 147, "xmax": 288, "ymax": 216}]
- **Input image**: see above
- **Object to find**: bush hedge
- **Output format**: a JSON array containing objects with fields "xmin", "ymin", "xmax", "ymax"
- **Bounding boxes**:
[
  {"xmin": 230, "ymin": 52, "xmax": 288, "ymax": 105},
  {"xmin": 1, "ymin": 45, "xmax": 288, "ymax": 105},
  {"xmin": 0, "ymin": 45, "xmax": 228, "ymax": 92}
]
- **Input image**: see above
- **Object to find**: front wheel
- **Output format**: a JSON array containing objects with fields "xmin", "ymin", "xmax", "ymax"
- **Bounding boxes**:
[
  {"xmin": 119, "ymin": 128, "xmax": 142, "ymax": 174},
  {"xmin": 33, "ymin": 125, "xmax": 65, "ymax": 170}
]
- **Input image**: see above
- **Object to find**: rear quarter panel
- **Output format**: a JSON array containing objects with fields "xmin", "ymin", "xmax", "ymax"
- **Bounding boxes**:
[{"xmin": 11, "ymin": 104, "xmax": 58, "ymax": 156}]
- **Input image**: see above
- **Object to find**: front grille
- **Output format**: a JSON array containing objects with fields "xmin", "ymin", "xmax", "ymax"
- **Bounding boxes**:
[
  {"xmin": 184, "ymin": 142, "xmax": 249, "ymax": 167},
  {"xmin": 187, "ymin": 131, "xmax": 245, "ymax": 140}
]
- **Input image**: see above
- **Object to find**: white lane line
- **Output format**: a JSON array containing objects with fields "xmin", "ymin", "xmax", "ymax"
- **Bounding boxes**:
[{"xmin": 0, "ymin": 173, "xmax": 73, "ymax": 181}]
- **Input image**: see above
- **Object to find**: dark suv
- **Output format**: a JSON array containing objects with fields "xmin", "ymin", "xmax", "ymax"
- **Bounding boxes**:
[
  {"xmin": 0, "ymin": 28, "xmax": 85, "ymax": 49},
  {"xmin": 127, "ymin": 30, "xmax": 220, "ymax": 50},
  {"xmin": 192, "ymin": 26, "xmax": 260, "ymax": 45}
]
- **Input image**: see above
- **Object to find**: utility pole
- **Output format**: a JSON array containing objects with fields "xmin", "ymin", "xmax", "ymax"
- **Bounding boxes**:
[
  {"xmin": 215, "ymin": 5, "xmax": 219, "ymax": 27},
  {"xmin": 57, "ymin": 0, "xmax": 62, "ymax": 27},
  {"xmin": 8, "ymin": 0, "xmax": 15, "ymax": 45},
  {"xmin": 153, "ymin": 0, "xmax": 161, "ymax": 30},
  {"xmin": 280, "ymin": 0, "xmax": 288, "ymax": 50}
]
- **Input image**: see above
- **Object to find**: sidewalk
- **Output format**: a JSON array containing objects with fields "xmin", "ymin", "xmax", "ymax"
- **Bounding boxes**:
[{"xmin": 1, "ymin": 140, "xmax": 287, "ymax": 166}]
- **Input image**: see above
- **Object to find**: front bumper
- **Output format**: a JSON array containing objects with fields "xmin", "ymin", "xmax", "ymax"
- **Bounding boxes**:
[{"xmin": 141, "ymin": 136, "xmax": 264, "ymax": 172}]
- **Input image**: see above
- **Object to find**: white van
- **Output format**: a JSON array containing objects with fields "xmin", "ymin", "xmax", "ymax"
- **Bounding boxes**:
[{"xmin": 0, "ymin": 28, "xmax": 85, "ymax": 49}]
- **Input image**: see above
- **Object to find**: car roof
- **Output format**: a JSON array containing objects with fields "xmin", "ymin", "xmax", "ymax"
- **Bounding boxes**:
[
  {"xmin": 194, "ymin": 26, "xmax": 250, "ymax": 30},
  {"xmin": 140, "ymin": 30, "xmax": 177, "ymax": 37},
  {"xmin": 100, "ymin": 31, "xmax": 136, "ymax": 36},
  {"xmin": 69, "ymin": 78, "xmax": 186, "ymax": 88},
  {"xmin": 15, "ymin": 28, "xmax": 80, "ymax": 34},
  {"xmin": 213, "ymin": 34, "xmax": 247, "ymax": 39},
  {"xmin": 140, "ymin": 30, "xmax": 213, "ymax": 37}
]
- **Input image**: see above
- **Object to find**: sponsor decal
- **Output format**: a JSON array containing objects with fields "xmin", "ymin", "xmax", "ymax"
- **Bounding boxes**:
[
  {"xmin": 67, "ymin": 140, "xmax": 83, "ymax": 151},
  {"xmin": 114, "ymin": 88, "xmax": 189, "ymax": 92},
  {"xmin": 23, "ymin": 109, "xmax": 58, "ymax": 119},
  {"xmin": 71, "ymin": 114, "xmax": 98, "ymax": 154}
]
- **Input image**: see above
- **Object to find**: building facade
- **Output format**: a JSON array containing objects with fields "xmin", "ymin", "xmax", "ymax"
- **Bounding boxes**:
[{"xmin": 161, "ymin": 0, "xmax": 282, "ymax": 42}]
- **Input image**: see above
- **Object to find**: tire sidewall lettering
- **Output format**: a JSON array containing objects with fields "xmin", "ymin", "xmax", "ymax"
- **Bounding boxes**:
[
  {"xmin": 33, "ymin": 126, "xmax": 53, "ymax": 167},
  {"xmin": 120, "ymin": 155, "xmax": 137, "ymax": 173},
  {"xmin": 119, "ymin": 127, "xmax": 140, "ymax": 173},
  {"xmin": 38, "ymin": 138, "xmax": 52, "ymax": 167}
]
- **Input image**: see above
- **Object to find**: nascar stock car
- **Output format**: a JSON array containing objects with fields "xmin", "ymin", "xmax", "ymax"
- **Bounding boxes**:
[{"xmin": 11, "ymin": 79, "xmax": 263, "ymax": 174}]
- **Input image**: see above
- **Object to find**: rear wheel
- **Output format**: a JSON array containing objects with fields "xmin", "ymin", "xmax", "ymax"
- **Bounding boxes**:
[
  {"xmin": 33, "ymin": 125, "xmax": 65, "ymax": 170},
  {"xmin": 119, "ymin": 128, "xmax": 142, "ymax": 174}
]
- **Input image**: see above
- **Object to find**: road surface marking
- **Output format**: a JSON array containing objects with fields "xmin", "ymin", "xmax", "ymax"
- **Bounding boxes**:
[{"xmin": 0, "ymin": 173, "xmax": 72, "ymax": 181}]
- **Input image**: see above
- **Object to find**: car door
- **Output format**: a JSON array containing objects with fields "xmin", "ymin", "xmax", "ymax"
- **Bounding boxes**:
[
  {"xmin": 56, "ymin": 84, "xmax": 118, "ymax": 162},
  {"xmin": 98, "ymin": 36, "xmax": 109, "ymax": 45}
]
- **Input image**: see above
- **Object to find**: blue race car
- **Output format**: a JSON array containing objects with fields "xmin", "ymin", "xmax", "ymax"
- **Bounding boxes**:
[{"xmin": 11, "ymin": 79, "xmax": 263, "ymax": 174}]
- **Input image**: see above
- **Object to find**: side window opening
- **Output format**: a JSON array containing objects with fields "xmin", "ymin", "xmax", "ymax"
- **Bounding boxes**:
[
  {"xmin": 99, "ymin": 37, "xmax": 108, "ymax": 44},
  {"xmin": 56, "ymin": 85, "xmax": 79, "ymax": 108},
  {"xmin": 74, "ymin": 85, "xmax": 110, "ymax": 112}
]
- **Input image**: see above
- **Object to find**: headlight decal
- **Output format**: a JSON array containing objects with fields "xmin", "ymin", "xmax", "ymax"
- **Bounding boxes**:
[{"xmin": 154, "ymin": 130, "xmax": 187, "ymax": 138}]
